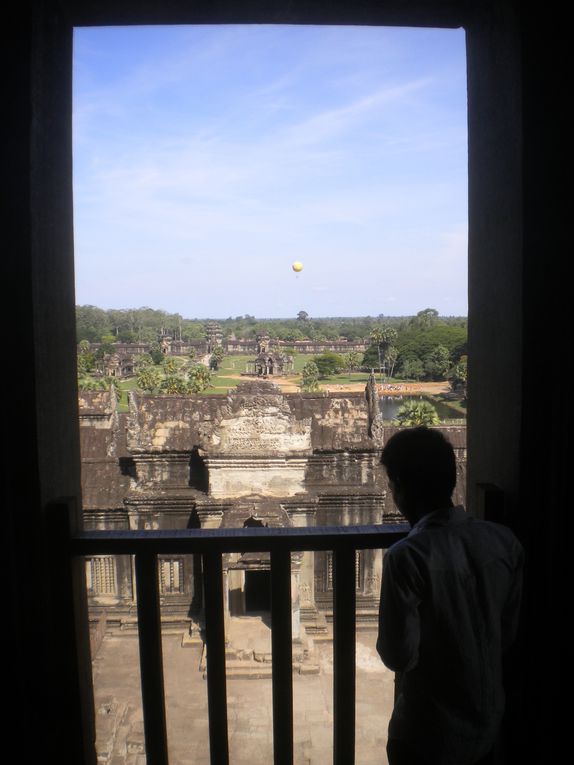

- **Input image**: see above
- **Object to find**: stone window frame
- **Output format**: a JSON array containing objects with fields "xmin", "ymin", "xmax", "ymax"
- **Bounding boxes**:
[
  {"xmin": 158, "ymin": 556, "xmax": 185, "ymax": 595},
  {"xmin": 85, "ymin": 556, "xmax": 118, "ymax": 596},
  {"xmin": 325, "ymin": 550, "xmax": 363, "ymax": 591}
]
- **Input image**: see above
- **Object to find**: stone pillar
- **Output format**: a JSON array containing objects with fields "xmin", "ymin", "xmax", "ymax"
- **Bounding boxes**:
[
  {"xmin": 291, "ymin": 567, "xmax": 301, "ymax": 640},
  {"xmin": 193, "ymin": 506, "xmax": 225, "ymax": 638},
  {"xmin": 373, "ymin": 549, "xmax": 383, "ymax": 598},
  {"xmin": 222, "ymin": 568, "xmax": 230, "ymax": 642},
  {"xmin": 289, "ymin": 507, "xmax": 316, "ymax": 609},
  {"xmin": 287, "ymin": 505, "xmax": 328, "ymax": 634},
  {"xmin": 227, "ymin": 558, "xmax": 243, "ymax": 616}
]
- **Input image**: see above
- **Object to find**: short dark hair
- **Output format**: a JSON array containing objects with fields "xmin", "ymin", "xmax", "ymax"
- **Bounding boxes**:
[{"xmin": 381, "ymin": 427, "xmax": 457, "ymax": 503}]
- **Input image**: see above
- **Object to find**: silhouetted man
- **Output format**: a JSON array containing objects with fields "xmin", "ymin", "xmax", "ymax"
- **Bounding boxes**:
[{"xmin": 377, "ymin": 427, "xmax": 523, "ymax": 765}]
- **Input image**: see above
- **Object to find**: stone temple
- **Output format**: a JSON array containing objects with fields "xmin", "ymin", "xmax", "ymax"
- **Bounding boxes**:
[
  {"xmin": 244, "ymin": 332, "xmax": 295, "ymax": 378},
  {"xmin": 80, "ymin": 378, "xmax": 466, "ymax": 664}
]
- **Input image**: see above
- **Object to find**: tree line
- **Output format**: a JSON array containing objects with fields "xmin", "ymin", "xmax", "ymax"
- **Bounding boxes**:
[
  {"xmin": 296, "ymin": 309, "xmax": 467, "ymax": 387},
  {"xmin": 76, "ymin": 305, "xmax": 466, "ymax": 346},
  {"xmin": 77, "ymin": 305, "xmax": 467, "ymax": 393}
]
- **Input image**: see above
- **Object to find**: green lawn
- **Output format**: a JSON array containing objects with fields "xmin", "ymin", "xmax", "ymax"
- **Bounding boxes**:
[
  {"xmin": 427, "ymin": 394, "xmax": 467, "ymax": 416},
  {"xmin": 217, "ymin": 355, "xmax": 252, "ymax": 373},
  {"xmin": 318, "ymin": 372, "xmax": 371, "ymax": 385},
  {"xmin": 209, "ymin": 376, "xmax": 244, "ymax": 390},
  {"xmin": 115, "ymin": 378, "xmax": 138, "ymax": 411}
]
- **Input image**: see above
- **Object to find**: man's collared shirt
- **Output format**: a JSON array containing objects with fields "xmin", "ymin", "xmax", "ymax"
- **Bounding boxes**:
[{"xmin": 377, "ymin": 505, "xmax": 523, "ymax": 765}]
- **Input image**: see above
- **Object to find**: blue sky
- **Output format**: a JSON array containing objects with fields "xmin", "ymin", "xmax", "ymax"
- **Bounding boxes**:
[{"xmin": 73, "ymin": 24, "xmax": 467, "ymax": 318}]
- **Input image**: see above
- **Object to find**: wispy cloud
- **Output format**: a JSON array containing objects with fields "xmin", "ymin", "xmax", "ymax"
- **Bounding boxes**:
[{"xmin": 73, "ymin": 25, "xmax": 467, "ymax": 317}]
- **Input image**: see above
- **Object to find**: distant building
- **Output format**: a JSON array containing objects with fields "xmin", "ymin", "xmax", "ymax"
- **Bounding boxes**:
[
  {"xmin": 96, "ymin": 352, "xmax": 134, "ymax": 378},
  {"xmin": 245, "ymin": 333, "xmax": 295, "ymax": 377},
  {"xmin": 84, "ymin": 325, "xmax": 370, "ymax": 360}
]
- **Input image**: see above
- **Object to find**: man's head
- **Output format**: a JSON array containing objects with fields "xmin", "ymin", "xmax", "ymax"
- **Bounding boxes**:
[{"xmin": 381, "ymin": 426, "xmax": 456, "ymax": 523}]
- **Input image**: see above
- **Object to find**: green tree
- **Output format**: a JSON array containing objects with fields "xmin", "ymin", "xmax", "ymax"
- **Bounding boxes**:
[
  {"xmin": 160, "ymin": 375, "xmax": 190, "ymax": 394},
  {"xmin": 448, "ymin": 356, "xmax": 468, "ymax": 394},
  {"xmin": 78, "ymin": 376, "xmax": 118, "ymax": 394},
  {"xmin": 396, "ymin": 322, "xmax": 466, "ymax": 370},
  {"xmin": 362, "ymin": 344, "xmax": 379, "ymax": 370},
  {"xmin": 423, "ymin": 345, "xmax": 451, "ymax": 380},
  {"xmin": 77, "ymin": 376, "xmax": 104, "ymax": 392},
  {"xmin": 300, "ymin": 361, "xmax": 320, "ymax": 392},
  {"xmin": 77, "ymin": 339, "xmax": 95, "ymax": 374},
  {"xmin": 369, "ymin": 326, "xmax": 398, "ymax": 381},
  {"xmin": 394, "ymin": 400, "xmax": 440, "ymax": 426},
  {"xmin": 210, "ymin": 344, "xmax": 225, "ymax": 371},
  {"xmin": 162, "ymin": 357, "xmax": 178, "ymax": 376},
  {"xmin": 137, "ymin": 366, "xmax": 162, "ymax": 394},
  {"xmin": 135, "ymin": 353, "xmax": 153, "ymax": 369},
  {"xmin": 400, "ymin": 357, "xmax": 425, "ymax": 380},
  {"xmin": 410, "ymin": 307, "xmax": 440, "ymax": 329},
  {"xmin": 283, "ymin": 328, "xmax": 306, "ymax": 342},
  {"xmin": 93, "ymin": 333, "xmax": 116, "ymax": 360},
  {"xmin": 76, "ymin": 305, "xmax": 111, "ymax": 343},
  {"xmin": 344, "ymin": 351, "xmax": 362, "ymax": 373},
  {"xmin": 77, "ymin": 354, "xmax": 90, "ymax": 377},
  {"xmin": 385, "ymin": 346, "xmax": 398, "ymax": 378},
  {"xmin": 312, "ymin": 352, "xmax": 344, "ymax": 378},
  {"xmin": 187, "ymin": 365, "xmax": 212, "ymax": 393},
  {"xmin": 148, "ymin": 341, "xmax": 164, "ymax": 365}
]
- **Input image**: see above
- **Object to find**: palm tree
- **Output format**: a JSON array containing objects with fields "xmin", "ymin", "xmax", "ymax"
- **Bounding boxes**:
[
  {"xmin": 345, "ymin": 351, "xmax": 361, "ymax": 373},
  {"xmin": 210, "ymin": 344, "xmax": 225, "ymax": 370},
  {"xmin": 187, "ymin": 365, "xmax": 212, "ymax": 393},
  {"xmin": 300, "ymin": 361, "xmax": 320, "ymax": 392},
  {"xmin": 394, "ymin": 400, "xmax": 440, "ymax": 426},
  {"xmin": 136, "ymin": 366, "xmax": 162, "ymax": 394},
  {"xmin": 369, "ymin": 326, "xmax": 398, "ymax": 382}
]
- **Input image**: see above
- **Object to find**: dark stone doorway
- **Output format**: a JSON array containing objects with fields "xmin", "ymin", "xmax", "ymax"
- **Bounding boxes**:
[{"xmin": 245, "ymin": 570, "xmax": 271, "ymax": 612}]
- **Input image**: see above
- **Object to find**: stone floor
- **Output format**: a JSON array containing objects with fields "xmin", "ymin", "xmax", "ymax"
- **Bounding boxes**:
[{"xmin": 91, "ymin": 619, "xmax": 394, "ymax": 765}]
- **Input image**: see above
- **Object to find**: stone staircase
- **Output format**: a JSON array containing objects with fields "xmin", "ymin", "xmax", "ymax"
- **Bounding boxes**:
[{"xmin": 188, "ymin": 615, "xmax": 321, "ymax": 679}]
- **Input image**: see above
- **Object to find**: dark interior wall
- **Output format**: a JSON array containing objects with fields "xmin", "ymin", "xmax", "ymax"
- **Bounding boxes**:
[
  {"xmin": 466, "ymin": 1, "xmax": 523, "ymax": 519},
  {"xmin": 5, "ymin": 5, "xmax": 47, "ymax": 763},
  {"xmin": 6, "ymin": 4, "xmax": 92, "ymax": 763},
  {"xmin": 30, "ymin": 2, "xmax": 81, "ymax": 511},
  {"xmin": 516, "ymin": 7, "xmax": 565, "ymax": 761},
  {"xmin": 68, "ymin": 0, "xmax": 469, "ymax": 28}
]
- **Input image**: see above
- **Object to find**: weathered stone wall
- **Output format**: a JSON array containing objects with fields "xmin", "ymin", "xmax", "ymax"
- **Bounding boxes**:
[
  {"xmin": 381, "ymin": 425, "xmax": 467, "ymax": 516},
  {"xmin": 79, "ymin": 391, "xmax": 131, "ymax": 515},
  {"xmin": 126, "ymin": 384, "xmax": 376, "ymax": 456},
  {"xmin": 87, "ymin": 337, "xmax": 369, "ymax": 357},
  {"xmin": 224, "ymin": 339, "xmax": 370, "ymax": 354},
  {"xmin": 78, "ymin": 382, "xmax": 467, "ymax": 623}
]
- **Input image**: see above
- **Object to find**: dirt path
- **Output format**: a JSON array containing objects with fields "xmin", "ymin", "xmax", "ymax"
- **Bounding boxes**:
[
  {"xmin": 317, "ymin": 381, "xmax": 451, "ymax": 395},
  {"xmin": 216, "ymin": 373, "xmax": 450, "ymax": 396}
]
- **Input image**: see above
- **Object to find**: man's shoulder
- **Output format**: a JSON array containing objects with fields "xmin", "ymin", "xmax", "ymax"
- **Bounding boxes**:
[
  {"xmin": 385, "ymin": 534, "xmax": 426, "ymax": 565},
  {"xmin": 386, "ymin": 512, "xmax": 523, "ymax": 564},
  {"xmin": 464, "ymin": 517, "xmax": 523, "ymax": 551}
]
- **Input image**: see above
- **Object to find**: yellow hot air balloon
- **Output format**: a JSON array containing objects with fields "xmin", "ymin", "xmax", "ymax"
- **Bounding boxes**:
[{"xmin": 292, "ymin": 261, "xmax": 303, "ymax": 273}]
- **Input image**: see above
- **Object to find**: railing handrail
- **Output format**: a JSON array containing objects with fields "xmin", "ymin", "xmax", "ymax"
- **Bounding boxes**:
[
  {"xmin": 72, "ymin": 522, "xmax": 408, "ymax": 555},
  {"xmin": 68, "ymin": 517, "xmax": 408, "ymax": 765}
]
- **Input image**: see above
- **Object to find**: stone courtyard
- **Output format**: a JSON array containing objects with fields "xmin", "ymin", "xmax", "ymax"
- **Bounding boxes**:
[{"xmin": 92, "ymin": 621, "xmax": 394, "ymax": 765}]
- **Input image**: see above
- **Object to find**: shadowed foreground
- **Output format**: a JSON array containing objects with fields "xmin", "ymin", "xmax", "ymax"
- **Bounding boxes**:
[{"xmin": 92, "ymin": 627, "xmax": 394, "ymax": 765}]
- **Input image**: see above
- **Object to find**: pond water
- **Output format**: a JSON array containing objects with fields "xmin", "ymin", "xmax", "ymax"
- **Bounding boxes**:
[{"xmin": 379, "ymin": 395, "xmax": 465, "ymax": 422}]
